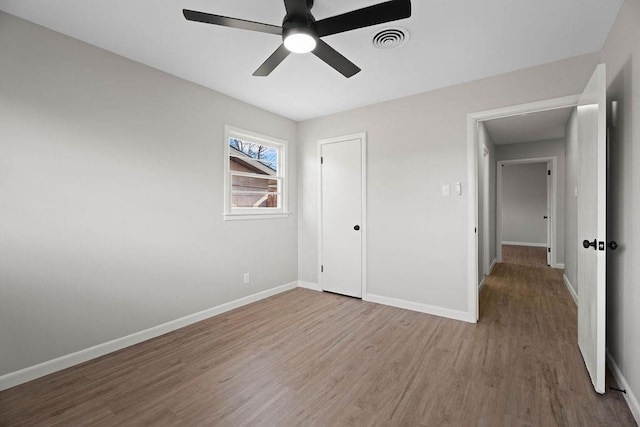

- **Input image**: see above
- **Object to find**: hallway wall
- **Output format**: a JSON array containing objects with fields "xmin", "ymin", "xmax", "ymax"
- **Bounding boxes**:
[
  {"xmin": 478, "ymin": 123, "xmax": 497, "ymax": 284},
  {"xmin": 564, "ymin": 109, "xmax": 579, "ymax": 294}
]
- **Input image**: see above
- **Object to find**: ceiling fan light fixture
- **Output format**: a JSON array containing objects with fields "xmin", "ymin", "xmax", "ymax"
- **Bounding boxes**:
[{"xmin": 283, "ymin": 28, "xmax": 316, "ymax": 53}]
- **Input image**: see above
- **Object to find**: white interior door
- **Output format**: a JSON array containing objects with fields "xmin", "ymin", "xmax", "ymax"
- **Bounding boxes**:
[
  {"xmin": 320, "ymin": 136, "xmax": 364, "ymax": 298},
  {"xmin": 577, "ymin": 64, "xmax": 607, "ymax": 394}
]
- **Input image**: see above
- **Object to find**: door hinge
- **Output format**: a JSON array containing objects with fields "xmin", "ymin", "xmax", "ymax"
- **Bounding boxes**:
[
  {"xmin": 548, "ymin": 247, "xmax": 551, "ymax": 253},
  {"xmin": 321, "ymin": 265, "xmax": 324, "ymax": 273},
  {"xmin": 548, "ymin": 170, "xmax": 551, "ymax": 175},
  {"xmin": 321, "ymin": 157, "xmax": 324, "ymax": 164}
]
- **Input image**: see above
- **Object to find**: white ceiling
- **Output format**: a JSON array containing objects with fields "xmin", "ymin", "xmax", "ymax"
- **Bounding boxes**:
[
  {"xmin": 0, "ymin": 0, "xmax": 623, "ymax": 121},
  {"xmin": 484, "ymin": 107, "xmax": 575, "ymax": 145}
]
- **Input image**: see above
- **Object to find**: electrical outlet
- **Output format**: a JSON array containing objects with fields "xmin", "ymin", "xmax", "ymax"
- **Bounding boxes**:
[{"xmin": 243, "ymin": 272, "xmax": 250, "ymax": 284}]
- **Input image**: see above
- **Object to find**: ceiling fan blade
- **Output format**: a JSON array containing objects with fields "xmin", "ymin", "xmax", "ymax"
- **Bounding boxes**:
[
  {"xmin": 183, "ymin": 9, "xmax": 282, "ymax": 35},
  {"xmin": 313, "ymin": 40, "xmax": 361, "ymax": 78},
  {"xmin": 315, "ymin": 0, "xmax": 411, "ymax": 37},
  {"xmin": 284, "ymin": 0, "xmax": 309, "ymax": 17},
  {"xmin": 253, "ymin": 44, "xmax": 291, "ymax": 76}
]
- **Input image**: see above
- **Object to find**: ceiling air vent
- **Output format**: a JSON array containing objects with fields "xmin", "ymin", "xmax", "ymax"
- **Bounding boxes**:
[{"xmin": 372, "ymin": 27, "xmax": 409, "ymax": 49}]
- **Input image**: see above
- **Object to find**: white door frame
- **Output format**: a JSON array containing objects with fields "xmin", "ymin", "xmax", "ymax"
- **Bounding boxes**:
[
  {"xmin": 467, "ymin": 95, "xmax": 578, "ymax": 321},
  {"xmin": 496, "ymin": 157, "xmax": 558, "ymax": 266},
  {"xmin": 317, "ymin": 133, "xmax": 367, "ymax": 298}
]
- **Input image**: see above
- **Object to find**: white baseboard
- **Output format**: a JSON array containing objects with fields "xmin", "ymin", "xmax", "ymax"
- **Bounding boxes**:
[
  {"xmin": 297, "ymin": 281, "xmax": 322, "ymax": 292},
  {"xmin": 0, "ymin": 281, "xmax": 298, "ymax": 392},
  {"xmin": 478, "ymin": 259, "xmax": 497, "ymax": 292},
  {"xmin": 299, "ymin": 283, "xmax": 474, "ymax": 323},
  {"xmin": 364, "ymin": 293, "xmax": 475, "ymax": 323},
  {"xmin": 479, "ymin": 277, "xmax": 486, "ymax": 292},
  {"xmin": 489, "ymin": 258, "xmax": 497, "ymax": 274},
  {"xmin": 606, "ymin": 348, "xmax": 640, "ymax": 425},
  {"xmin": 501, "ymin": 241, "xmax": 547, "ymax": 248},
  {"xmin": 554, "ymin": 263, "xmax": 565, "ymax": 269},
  {"xmin": 562, "ymin": 274, "xmax": 578, "ymax": 305}
]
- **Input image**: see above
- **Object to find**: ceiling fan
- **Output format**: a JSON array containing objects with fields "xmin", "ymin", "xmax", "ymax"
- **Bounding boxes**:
[{"xmin": 183, "ymin": 0, "xmax": 412, "ymax": 78}]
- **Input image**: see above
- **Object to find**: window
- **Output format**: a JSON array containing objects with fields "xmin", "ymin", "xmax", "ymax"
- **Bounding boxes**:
[{"xmin": 224, "ymin": 125, "xmax": 288, "ymax": 220}]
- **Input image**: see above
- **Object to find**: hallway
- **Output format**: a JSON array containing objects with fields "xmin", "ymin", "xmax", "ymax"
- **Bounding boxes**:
[{"xmin": 480, "ymin": 260, "xmax": 634, "ymax": 425}]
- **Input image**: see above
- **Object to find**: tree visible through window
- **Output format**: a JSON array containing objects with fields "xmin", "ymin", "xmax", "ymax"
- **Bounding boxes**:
[{"xmin": 224, "ymin": 126, "xmax": 287, "ymax": 219}]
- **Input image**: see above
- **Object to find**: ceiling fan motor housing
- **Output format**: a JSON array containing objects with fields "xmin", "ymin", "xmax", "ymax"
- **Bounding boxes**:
[{"xmin": 282, "ymin": 8, "xmax": 317, "ymax": 35}]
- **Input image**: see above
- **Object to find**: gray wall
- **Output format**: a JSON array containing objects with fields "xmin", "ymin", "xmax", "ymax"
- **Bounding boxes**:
[
  {"xmin": 501, "ymin": 163, "xmax": 548, "ymax": 245},
  {"xmin": 0, "ymin": 12, "xmax": 298, "ymax": 376},
  {"xmin": 298, "ymin": 54, "xmax": 600, "ymax": 313},
  {"xmin": 496, "ymin": 138, "xmax": 566, "ymax": 264},
  {"xmin": 478, "ymin": 123, "xmax": 496, "ymax": 284},
  {"xmin": 602, "ymin": 0, "xmax": 640, "ymax": 417}
]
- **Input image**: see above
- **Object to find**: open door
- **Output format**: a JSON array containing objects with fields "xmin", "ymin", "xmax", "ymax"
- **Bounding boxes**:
[{"xmin": 577, "ymin": 63, "xmax": 607, "ymax": 394}]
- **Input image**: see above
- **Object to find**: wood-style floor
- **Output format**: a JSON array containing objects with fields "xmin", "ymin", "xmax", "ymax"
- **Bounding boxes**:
[
  {"xmin": 502, "ymin": 244, "xmax": 548, "ymax": 268},
  {"xmin": 1, "ymin": 267, "xmax": 635, "ymax": 425}
]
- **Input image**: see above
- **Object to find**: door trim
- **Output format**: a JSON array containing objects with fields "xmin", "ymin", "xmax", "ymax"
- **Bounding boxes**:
[
  {"xmin": 317, "ymin": 133, "xmax": 367, "ymax": 298},
  {"xmin": 496, "ymin": 157, "xmax": 558, "ymax": 267},
  {"xmin": 467, "ymin": 95, "xmax": 579, "ymax": 321}
]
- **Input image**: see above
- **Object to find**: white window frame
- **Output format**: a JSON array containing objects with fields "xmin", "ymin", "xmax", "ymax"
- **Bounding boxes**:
[{"xmin": 223, "ymin": 125, "xmax": 289, "ymax": 221}]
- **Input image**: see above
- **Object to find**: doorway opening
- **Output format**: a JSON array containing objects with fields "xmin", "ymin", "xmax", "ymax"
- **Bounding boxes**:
[
  {"xmin": 496, "ymin": 157, "xmax": 556, "ymax": 268},
  {"xmin": 469, "ymin": 64, "xmax": 610, "ymax": 395},
  {"xmin": 467, "ymin": 95, "xmax": 579, "ymax": 321}
]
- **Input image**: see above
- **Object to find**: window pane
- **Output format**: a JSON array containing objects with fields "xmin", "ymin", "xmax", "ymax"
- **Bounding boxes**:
[
  {"xmin": 229, "ymin": 138, "xmax": 278, "ymax": 173},
  {"xmin": 231, "ymin": 175, "xmax": 278, "ymax": 193},
  {"xmin": 232, "ymin": 192, "xmax": 279, "ymax": 208}
]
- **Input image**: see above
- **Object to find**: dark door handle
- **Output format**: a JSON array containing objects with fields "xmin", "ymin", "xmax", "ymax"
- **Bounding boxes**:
[
  {"xmin": 607, "ymin": 241, "xmax": 619, "ymax": 250},
  {"xmin": 583, "ymin": 239, "xmax": 597, "ymax": 250},
  {"xmin": 543, "ymin": 216, "xmax": 548, "ymax": 219},
  {"xmin": 354, "ymin": 225, "xmax": 360, "ymax": 231}
]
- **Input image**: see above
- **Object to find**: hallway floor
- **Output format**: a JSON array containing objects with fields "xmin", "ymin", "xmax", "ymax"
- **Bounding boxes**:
[
  {"xmin": 480, "ymin": 257, "xmax": 635, "ymax": 425},
  {"xmin": 502, "ymin": 244, "xmax": 549, "ymax": 268}
]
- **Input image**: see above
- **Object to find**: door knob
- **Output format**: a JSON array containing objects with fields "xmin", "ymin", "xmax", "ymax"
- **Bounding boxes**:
[
  {"xmin": 607, "ymin": 241, "xmax": 619, "ymax": 250},
  {"xmin": 353, "ymin": 225, "xmax": 360, "ymax": 231},
  {"xmin": 582, "ymin": 239, "xmax": 597, "ymax": 249}
]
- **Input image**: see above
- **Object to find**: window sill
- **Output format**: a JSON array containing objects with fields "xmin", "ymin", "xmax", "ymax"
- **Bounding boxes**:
[{"xmin": 223, "ymin": 212, "xmax": 291, "ymax": 221}]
